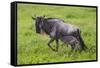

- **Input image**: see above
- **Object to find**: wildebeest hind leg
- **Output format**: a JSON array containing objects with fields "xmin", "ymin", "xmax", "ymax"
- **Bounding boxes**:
[{"xmin": 71, "ymin": 44, "xmax": 75, "ymax": 52}]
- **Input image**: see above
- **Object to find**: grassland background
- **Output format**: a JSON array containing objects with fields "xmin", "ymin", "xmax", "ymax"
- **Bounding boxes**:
[{"xmin": 17, "ymin": 3, "xmax": 96, "ymax": 65}]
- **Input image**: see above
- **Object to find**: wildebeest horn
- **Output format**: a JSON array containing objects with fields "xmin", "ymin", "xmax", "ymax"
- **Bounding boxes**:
[
  {"xmin": 32, "ymin": 16, "xmax": 36, "ymax": 20},
  {"xmin": 43, "ymin": 15, "xmax": 46, "ymax": 18},
  {"xmin": 32, "ymin": 14, "xmax": 37, "ymax": 20}
]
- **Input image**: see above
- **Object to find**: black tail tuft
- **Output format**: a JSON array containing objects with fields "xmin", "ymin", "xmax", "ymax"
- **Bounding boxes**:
[{"xmin": 77, "ymin": 29, "xmax": 87, "ymax": 50}]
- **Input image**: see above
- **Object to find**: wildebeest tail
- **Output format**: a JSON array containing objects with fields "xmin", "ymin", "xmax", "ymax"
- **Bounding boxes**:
[{"xmin": 77, "ymin": 29, "xmax": 87, "ymax": 50}]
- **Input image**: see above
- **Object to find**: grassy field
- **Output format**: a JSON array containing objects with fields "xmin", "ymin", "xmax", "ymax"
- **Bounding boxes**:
[{"xmin": 17, "ymin": 3, "xmax": 97, "ymax": 65}]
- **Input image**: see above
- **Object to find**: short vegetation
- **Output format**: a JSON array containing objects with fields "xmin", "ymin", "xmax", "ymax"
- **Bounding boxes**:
[{"xmin": 17, "ymin": 4, "xmax": 97, "ymax": 65}]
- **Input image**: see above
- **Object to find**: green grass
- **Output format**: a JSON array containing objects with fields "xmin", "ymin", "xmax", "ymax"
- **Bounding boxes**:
[{"xmin": 17, "ymin": 3, "xmax": 97, "ymax": 65}]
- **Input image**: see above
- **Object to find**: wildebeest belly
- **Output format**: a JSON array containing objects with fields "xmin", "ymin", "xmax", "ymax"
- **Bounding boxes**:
[{"xmin": 60, "ymin": 36, "xmax": 78, "ymax": 44}]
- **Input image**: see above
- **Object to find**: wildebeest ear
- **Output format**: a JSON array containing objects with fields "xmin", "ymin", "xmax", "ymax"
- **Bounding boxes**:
[{"xmin": 32, "ymin": 16, "xmax": 36, "ymax": 20}]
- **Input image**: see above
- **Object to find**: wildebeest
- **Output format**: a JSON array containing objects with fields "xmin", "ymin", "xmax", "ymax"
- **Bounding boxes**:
[
  {"xmin": 32, "ymin": 16, "xmax": 87, "ymax": 52},
  {"xmin": 61, "ymin": 36, "xmax": 80, "ymax": 51}
]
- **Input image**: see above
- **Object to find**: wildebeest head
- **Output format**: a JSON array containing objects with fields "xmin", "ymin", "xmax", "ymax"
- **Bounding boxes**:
[{"xmin": 32, "ymin": 16, "xmax": 45, "ymax": 33}]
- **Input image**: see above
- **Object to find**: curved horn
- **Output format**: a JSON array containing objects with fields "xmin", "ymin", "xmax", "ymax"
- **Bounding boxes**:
[
  {"xmin": 32, "ymin": 14, "xmax": 37, "ymax": 20},
  {"xmin": 43, "ymin": 15, "xmax": 46, "ymax": 18},
  {"xmin": 32, "ymin": 16, "xmax": 35, "ymax": 20}
]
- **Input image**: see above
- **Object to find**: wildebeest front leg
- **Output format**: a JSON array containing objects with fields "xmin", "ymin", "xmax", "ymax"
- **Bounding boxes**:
[
  {"xmin": 55, "ymin": 39, "xmax": 59, "ymax": 52},
  {"xmin": 48, "ymin": 27, "xmax": 59, "ymax": 51},
  {"xmin": 48, "ymin": 38, "xmax": 56, "ymax": 51},
  {"xmin": 48, "ymin": 29, "xmax": 57, "ymax": 51}
]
